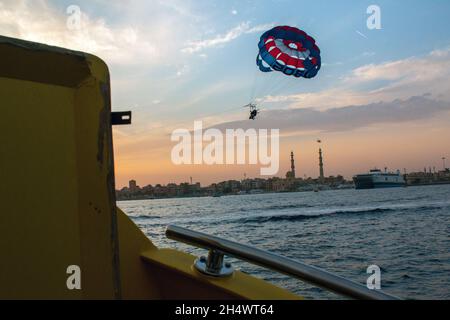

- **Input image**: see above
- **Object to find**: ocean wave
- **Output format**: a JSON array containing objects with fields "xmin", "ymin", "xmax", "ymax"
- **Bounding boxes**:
[
  {"xmin": 414, "ymin": 205, "xmax": 445, "ymax": 211},
  {"xmin": 233, "ymin": 205, "xmax": 442, "ymax": 224},
  {"xmin": 373, "ymin": 195, "xmax": 430, "ymax": 203},
  {"xmin": 131, "ymin": 215, "xmax": 162, "ymax": 220},
  {"xmin": 239, "ymin": 203, "xmax": 314, "ymax": 213}
]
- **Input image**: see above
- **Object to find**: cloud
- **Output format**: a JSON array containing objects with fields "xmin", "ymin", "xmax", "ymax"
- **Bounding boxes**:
[
  {"xmin": 0, "ymin": 0, "xmax": 161, "ymax": 65},
  {"xmin": 209, "ymin": 96, "xmax": 450, "ymax": 134},
  {"xmin": 176, "ymin": 65, "xmax": 190, "ymax": 77},
  {"xmin": 261, "ymin": 47, "xmax": 450, "ymax": 110},
  {"xmin": 362, "ymin": 51, "xmax": 375, "ymax": 57},
  {"xmin": 157, "ymin": 0, "xmax": 198, "ymax": 19},
  {"xmin": 231, "ymin": 9, "xmax": 238, "ymax": 15},
  {"xmin": 347, "ymin": 48, "xmax": 450, "ymax": 86},
  {"xmin": 182, "ymin": 21, "xmax": 274, "ymax": 53},
  {"xmin": 0, "ymin": 0, "xmax": 200, "ymax": 67}
]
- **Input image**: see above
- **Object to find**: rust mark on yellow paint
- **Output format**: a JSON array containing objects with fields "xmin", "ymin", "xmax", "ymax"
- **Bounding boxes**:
[{"xmin": 97, "ymin": 82, "xmax": 110, "ymax": 167}]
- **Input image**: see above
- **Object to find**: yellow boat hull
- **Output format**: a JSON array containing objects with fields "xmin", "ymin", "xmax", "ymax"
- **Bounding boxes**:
[{"xmin": 0, "ymin": 35, "xmax": 299, "ymax": 300}]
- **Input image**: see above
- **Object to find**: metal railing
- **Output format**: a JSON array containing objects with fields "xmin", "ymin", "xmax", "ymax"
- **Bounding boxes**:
[{"xmin": 166, "ymin": 225, "xmax": 400, "ymax": 300}]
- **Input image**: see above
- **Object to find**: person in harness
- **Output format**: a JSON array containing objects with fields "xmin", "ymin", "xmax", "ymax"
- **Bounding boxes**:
[{"xmin": 246, "ymin": 103, "xmax": 259, "ymax": 120}]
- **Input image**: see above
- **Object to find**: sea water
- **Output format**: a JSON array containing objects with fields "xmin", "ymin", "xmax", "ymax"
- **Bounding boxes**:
[{"xmin": 118, "ymin": 184, "xmax": 450, "ymax": 299}]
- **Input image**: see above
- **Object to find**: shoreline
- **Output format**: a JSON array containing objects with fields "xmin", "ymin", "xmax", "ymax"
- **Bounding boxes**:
[{"xmin": 116, "ymin": 183, "xmax": 449, "ymax": 202}]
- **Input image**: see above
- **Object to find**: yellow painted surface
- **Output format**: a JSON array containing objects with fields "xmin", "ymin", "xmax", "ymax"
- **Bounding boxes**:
[
  {"xmin": 0, "ymin": 36, "xmax": 118, "ymax": 299},
  {"xmin": 117, "ymin": 207, "xmax": 300, "ymax": 300},
  {"xmin": 140, "ymin": 247, "xmax": 300, "ymax": 300},
  {"xmin": 117, "ymin": 208, "xmax": 161, "ymax": 299},
  {"xmin": 0, "ymin": 77, "xmax": 82, "ymax": 299},
  {"xmin": 0, "ymin": 35, "xmax": 302, "ymax": 300}
]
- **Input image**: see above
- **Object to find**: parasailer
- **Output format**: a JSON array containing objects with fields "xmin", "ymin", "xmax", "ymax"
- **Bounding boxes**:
[
  {"xmin": 243, "ymin": 26, "xmax": 321, "ymax": 120},
  {"xmin": 244, "ymin": 103, "xmax": 259, "ymax": 120}
]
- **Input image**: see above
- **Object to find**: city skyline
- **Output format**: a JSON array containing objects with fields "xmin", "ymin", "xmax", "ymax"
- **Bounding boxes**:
[
  {"xmin": 2, "ymin": 1, "xmax": 449, "ymax": 188},
  {"xmin": 117, "ymin": 148, "xmax": 449, "ymax": 189}
]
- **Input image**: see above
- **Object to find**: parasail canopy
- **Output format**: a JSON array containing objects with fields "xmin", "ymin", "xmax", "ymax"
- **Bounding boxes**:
[{"xmin": 257, "ymin": 26, "xmax": 321, "ymax": 79}]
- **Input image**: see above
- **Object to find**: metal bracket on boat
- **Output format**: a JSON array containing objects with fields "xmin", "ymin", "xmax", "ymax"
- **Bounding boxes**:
[
  {"xmin": 111, "ymin": 111, "xmax": 132, "ymax": 125},
  {"xmin": 194, "ymin": 249, "xmax": 234, "ymax": 278},
  {"xmin": 166, "ymin": 225, "xmax": 401, "ymax": 300}
]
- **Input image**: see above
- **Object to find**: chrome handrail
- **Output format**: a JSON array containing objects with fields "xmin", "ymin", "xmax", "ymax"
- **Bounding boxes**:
[{"xmin": 166, "ymin": 225, "xmax": 400, "ymax": 300}]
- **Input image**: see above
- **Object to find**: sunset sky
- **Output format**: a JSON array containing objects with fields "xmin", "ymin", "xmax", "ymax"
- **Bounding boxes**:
[{"xmin": 1, "ymin": 0, "xmax": 450, "ymax": 187}]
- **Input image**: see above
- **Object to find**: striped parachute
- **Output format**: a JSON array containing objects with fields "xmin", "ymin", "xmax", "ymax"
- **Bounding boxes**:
[{"xmin": 257, "ymin": 26, "xmax": 321, "ymax": 79}]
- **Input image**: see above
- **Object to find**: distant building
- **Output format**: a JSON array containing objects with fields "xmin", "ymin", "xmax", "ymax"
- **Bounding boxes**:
[
  {"xmin": 319, "ymin": 148, "xmax": 324, "ymax": 183},
  {"xmin": 272, "ymin": 178, "xmax": 295, "ymax": 192},
  {"xmin": 406, "ymin": 169, "xmax": 450, "ymax": 186},
  {"xmin": 286, "ymin": 151, "xmax": 296, "ymax": 179},
  {"xmin": 129, "ymin": 180, "xmax": 139, "ymax": 192}
]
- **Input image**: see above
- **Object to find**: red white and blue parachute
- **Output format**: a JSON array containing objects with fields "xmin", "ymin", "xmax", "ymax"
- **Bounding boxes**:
[{"xmin": 257, "ymin": 26, "xmax": 321, "ymax": 79}]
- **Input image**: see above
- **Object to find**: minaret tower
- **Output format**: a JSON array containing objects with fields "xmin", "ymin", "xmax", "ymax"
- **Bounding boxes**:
[
  {"xmin": 319, "ymin": 148, "xmax": 324, "ymax": 183},
  {"xmin": 290, "ymin": 151, "xmax": 296, "ymax": 179}
]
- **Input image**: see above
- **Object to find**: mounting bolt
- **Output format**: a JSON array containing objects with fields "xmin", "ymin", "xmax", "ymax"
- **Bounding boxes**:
[{"xmin": 194, "ymin": 250, "xmax": 234, "ymax": 278}]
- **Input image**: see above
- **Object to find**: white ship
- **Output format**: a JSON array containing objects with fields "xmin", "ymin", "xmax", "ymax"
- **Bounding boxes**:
[{"xmin": 353, "ymin": 169, "xmax": 405, "ymax": 189}]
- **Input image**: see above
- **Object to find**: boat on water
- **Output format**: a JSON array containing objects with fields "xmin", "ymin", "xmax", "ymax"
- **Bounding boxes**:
[
  {"xmin": 0, "ymin": 35, "xmax": 398, "ymax": 300},
  {"xmin": 353, "ymin": 169, "xmax": 406, "ymax": 189}
]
